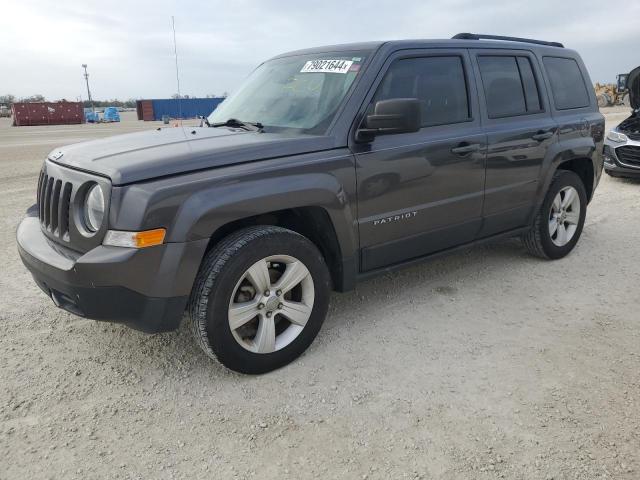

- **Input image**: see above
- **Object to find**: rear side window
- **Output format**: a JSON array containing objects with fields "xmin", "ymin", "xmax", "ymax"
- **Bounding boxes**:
[
  {"xmin": 477, "ymin": 55, "xmax": 542, "ymax": 118},
  {"xmin": 543, "ymin": 57, "xmax": 590, "ymax": 110},
  {"xmin": 373, "ymin": 56, "xmax": 470, "ymax": 127}
]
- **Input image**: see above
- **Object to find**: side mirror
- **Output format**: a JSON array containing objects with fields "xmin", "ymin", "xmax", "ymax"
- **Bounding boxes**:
[{"xmin": 356, "ymin": 98, "xmax": 421, "ymax": 142}]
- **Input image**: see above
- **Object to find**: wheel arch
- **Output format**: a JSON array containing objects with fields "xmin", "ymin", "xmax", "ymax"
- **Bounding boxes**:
[
  {"xmin": 150, "ymin": 165, "xmax": 361, "ymax": 294},
  {"xmin": 536, "ymin": 139, "xmax": 600, "ymax": 210},
  {"xmin": 203, "ymin": 206, "xmax": 351, "ymax": 292},
  {"xmin": 556, "ymin": 158, "xmax": 595, "ymax": 201}
]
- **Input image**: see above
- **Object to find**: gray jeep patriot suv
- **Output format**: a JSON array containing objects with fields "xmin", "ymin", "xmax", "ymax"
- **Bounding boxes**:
[{"xmin": 18, "ymin": 34, "xmax": 604, "ymax": 373}]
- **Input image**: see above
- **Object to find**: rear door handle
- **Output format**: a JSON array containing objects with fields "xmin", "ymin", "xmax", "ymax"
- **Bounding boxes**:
[
  {"xmin": 532, "ymin": 131, "xmax": 554, "ymax": 141},
  {"xmin": 450, "ymin": 143, "xmax": 481, "ymax": 155}
]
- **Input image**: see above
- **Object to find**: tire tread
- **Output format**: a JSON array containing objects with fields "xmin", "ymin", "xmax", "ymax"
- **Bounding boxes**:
[
  {"xmin": 522, "ymin": 202, "xmax": 549, "ymax": 259},
  {"xmin": 188, "ymin": 226, "xmax": 308, "ymax": 367}
]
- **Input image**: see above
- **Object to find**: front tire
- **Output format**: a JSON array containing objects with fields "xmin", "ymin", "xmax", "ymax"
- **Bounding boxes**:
[
  {"xmin": 522, "ymin": 170, "xmax": 587, "ymax": 259},
  {"xmin": 188, "ymin": 226, "xmax": 331, "ymax": 374}
]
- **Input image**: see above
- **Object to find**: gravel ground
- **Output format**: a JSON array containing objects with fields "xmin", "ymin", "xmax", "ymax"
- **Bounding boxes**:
[{"xmin": 1, "ymin": 109, "xmax": 639, "ymax": 480}]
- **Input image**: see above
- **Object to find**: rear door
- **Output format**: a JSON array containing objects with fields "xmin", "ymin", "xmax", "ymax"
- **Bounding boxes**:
[
  {"xmin": 350, "ymin": 49, "xmax": 487, "ymax": 271},
  {"xmin": 470, "ymin": 49, "xmax": 558, "ymax": 236}
]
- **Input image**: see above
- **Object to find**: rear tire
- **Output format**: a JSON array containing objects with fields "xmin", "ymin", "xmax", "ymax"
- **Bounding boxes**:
[
  {"xmin": 188, "ymin": 226, "xmax": 331, "ymax": 374},
  {"xmin": 597, "ymin": 94, "xmax": 608, "ymax": 108},
  {"xmin": 522, "ymin": 170, "xmax": 587, "ymax": 259}
]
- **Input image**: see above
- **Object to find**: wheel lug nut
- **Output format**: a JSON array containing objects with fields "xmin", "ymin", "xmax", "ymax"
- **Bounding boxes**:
[
  {"xmin": 276, "ymin": 290, "xmax": 282, "ymax": 296},
  {"xmin": 278, "ymin": 303, "xmax": 283, "ymax": 310},
  {"xmin": 258, "ymin": 303, "xmax": 265, "ymax": 310},
  {"xmin": 264, "ymin": 290, "xmax": 270, "ymax": 296},
  {"xmin": 266, "ymin": 311, "xmax": 272, "ymax": 318}
]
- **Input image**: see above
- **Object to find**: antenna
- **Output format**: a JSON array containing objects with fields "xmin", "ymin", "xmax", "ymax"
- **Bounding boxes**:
[
  {"xmin": 171, "ymin": 16, "xmax": 182, "ymax": 124},
  {"xmin": 81, "ymin": 64, "xmax": 95, "ymax": 115}
]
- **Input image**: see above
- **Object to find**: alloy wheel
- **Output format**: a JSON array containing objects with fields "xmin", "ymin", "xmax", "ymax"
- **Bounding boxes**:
[
  {"xmin": 228, "ymin": 255, "xmax": 314, "ymax": 353},
  {"xmin": 548, "ymin": 186, "xmax": 581, "ymax": 247}
]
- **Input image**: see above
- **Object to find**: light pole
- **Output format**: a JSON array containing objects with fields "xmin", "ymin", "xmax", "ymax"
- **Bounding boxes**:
[{"xmin": 82, "ymin": 64, "xmax": 94, "ymax": 114}]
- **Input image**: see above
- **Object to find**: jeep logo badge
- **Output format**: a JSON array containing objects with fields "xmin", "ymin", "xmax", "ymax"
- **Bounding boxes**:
[{"xmin": 49, "ymin": 151, "xmax": 64, "ymax": 161}]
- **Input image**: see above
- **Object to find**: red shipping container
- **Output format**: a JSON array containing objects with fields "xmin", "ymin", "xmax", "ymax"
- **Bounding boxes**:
[
  {"xmin": 12, "ymin": 101, "xmax": 84, "ymax": 126},
  {"xmin": 136, "ymin": 100, "xmax": 154, "ymax": 121}
]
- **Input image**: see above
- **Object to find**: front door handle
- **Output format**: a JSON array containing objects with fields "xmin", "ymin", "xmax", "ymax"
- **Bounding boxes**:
[
  {"xmin": 450, "ymin": 143, "xmax": 481, "ymax": 155},
  {"xmin": 532, "ymin": 131, "xmax": 554, "ymax": 141}
]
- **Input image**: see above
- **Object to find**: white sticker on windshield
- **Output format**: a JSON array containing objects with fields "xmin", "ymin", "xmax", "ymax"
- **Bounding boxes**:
[{"xmin": 300, "ymin": 59, "xmax": 354, "ymax": 74}]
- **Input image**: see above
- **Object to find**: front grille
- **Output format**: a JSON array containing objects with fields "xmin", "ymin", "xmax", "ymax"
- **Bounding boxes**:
[
  {"xmin": 37, "ymin": 170, "xmax": 73, "ymax": 241},
  {"xmin": 615, "ymin": 146, "xmax": 640, "ymax": 169},
  {"xmin": 628, "ymin": 133, "xmax": 640, "ymax": 141}
]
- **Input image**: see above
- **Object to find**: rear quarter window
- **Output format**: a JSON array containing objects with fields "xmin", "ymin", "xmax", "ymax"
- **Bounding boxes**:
[{"xmin": 543, "ymin": 57, "xmax": 590, "ymax": 110}]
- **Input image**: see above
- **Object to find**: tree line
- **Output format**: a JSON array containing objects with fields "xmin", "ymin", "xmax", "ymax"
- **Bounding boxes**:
[
  {"xmin": 0, "ymin": 94, "xmax": 140, "ymax": 108},
  {"xmin": 1, "ymin": 93, "xmax": 227, "ymax": 108}
]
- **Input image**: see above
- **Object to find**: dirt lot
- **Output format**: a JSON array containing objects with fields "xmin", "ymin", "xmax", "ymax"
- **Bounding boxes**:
[{"xmin": 1, "ymin": 109, "xmax": 639, "ymax": 480}]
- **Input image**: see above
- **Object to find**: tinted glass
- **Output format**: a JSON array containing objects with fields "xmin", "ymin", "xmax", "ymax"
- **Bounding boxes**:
[
  {"xmin": 208, "ymin": 51, "xmax": 369, "ymax": 133},
  {"xmin": 373, "ymin": 56, "xmax": 470, "ymax": 127},
  {"xmin": 517, "ymin": 57, "xmax": 541, "ymax": 112},
  {"xmin": 478, "ymin": 56, "xmax": 526, "ymax": 117},
  {"xmin": 543, "ymin": 57, "xmax": 590, "ymax": 110}
]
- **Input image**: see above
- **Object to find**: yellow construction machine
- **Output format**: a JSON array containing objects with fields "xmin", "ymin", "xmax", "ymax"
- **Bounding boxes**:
[{"xmin": 595, "ymin": 74, "xmax": 630, "ymax": 108}]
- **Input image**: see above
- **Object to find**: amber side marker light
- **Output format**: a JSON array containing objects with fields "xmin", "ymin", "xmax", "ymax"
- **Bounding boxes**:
[{"xmin": 103, "ymin": 228, "xmax": 166, "ymax": 248}]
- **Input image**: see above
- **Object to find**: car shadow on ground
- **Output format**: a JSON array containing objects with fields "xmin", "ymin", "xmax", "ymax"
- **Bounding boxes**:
[
  {"xmin": 79, "ymin": 235, "xmax": 535, "ymax": 379},
  {"xmin": 607, "ymin": 175, "xmax": 640, "ymax": 185}
]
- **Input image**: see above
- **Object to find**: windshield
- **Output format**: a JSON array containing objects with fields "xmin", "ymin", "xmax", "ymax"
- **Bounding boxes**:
[{"xmin": 208, "ymin": 51, "xmax": 369, "ymax": 134}]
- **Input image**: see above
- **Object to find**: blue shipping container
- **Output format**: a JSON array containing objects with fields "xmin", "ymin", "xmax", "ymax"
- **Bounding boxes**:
[{"xmin": 150, "ymin": 98, "xmax": 224, "ymax": 121}]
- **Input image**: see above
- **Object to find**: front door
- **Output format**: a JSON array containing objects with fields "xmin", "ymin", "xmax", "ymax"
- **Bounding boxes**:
[{"xmin": 351, "ymin": 50, "xmax": 487, "ymax": 272}]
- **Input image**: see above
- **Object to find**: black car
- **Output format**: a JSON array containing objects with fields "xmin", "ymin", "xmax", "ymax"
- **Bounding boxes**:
[
  {"xmin": 604, "ymin": 65, "xmax": 640, "ymax": 177},
  {"xmin": 18, "ymin": 34, "xmax": 604, "ymax": 373}
]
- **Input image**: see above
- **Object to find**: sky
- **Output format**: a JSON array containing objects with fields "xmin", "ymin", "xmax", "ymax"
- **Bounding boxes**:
[{"xmin": 2, "ymin": 0, "xmax": 639, "ymax": 101}]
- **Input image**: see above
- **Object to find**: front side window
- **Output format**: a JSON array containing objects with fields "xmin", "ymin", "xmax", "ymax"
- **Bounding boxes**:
[
  {"xmin": 372, "ymin": 56, "xmax": 470, "ymax": 127},
  {"xmin": 543, "ymin": 56, "xmax": 590, "ymax": 110},
  {"xmin": 478, "ymin": 55, "xmax": 542, "ymax": 118},
  {"xmin": 207, "ymin": 51, "xmax": 369, "ymax": 134}
]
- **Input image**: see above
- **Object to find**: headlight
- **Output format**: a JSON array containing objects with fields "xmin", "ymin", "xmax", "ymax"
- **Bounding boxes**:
[
  {"xmin": 606, "ymin": 130, "xmax": 628, "ymax": 143},
  {"xmin": 83, "ymin": 184, "xmax": 105, "ymax": 232}
]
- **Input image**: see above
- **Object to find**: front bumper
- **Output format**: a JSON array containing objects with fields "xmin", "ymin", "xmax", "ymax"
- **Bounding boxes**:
[
  {"xmin": 604, "ymin": 138, "xmax": 640, "ymax": 178},
  {"xmin": 17, "ymin": 214, "xmax": 208, "ymax": 333}
]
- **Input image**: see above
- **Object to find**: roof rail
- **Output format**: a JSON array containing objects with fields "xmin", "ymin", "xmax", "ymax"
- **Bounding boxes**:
[{"xmin": 452, "ymin": 33, "xmax": 564, "ymax": 48}]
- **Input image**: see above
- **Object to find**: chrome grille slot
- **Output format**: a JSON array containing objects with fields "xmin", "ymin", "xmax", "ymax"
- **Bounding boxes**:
[
  {"xmin": 38, "ymin": 173, "xmax": 48, "ymax": 219},
  {"xmin": 50, "ymin": 180, "xmax": 62, "ymax": 233},
  {"xmin": 59, "ymin": 183, "xmax": 72, "ymax": 240},
  {"xmin": 36, "ymin": 171, "xmax": 44, "ymax": 211},
  {"xmin": 38, "ymin": 172, "xmax": 73, "ymax": 241},
  {"xmin": 43, "ymin": 177, "xmax": 54, "ymax": 227},
  {"xmin": 40, "ymin": 175, "xmax": 49, "ymax": 226}
]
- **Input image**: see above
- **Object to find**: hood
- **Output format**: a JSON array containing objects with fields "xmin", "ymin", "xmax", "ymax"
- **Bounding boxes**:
[
  {"xmin": 48, "ymin": 126, "xmax": 335, "ymax": 185},
  {"xmin": 627, "ymin": 66, "xmax": 640, "ymax": 110}
]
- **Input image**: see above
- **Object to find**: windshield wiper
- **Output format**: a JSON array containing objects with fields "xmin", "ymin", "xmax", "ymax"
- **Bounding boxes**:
[{"xmin": 210, "ymin": 118, "xmax": 263, "ymax": 131}]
